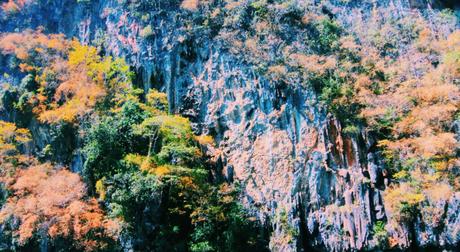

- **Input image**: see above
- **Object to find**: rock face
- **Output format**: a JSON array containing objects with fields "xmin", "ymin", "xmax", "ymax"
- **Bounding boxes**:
[
  {"xmin": 185, "ymin": 52, "xmax": 387, "ymax": 251},
  {"xmin": 1, "ymin": 0, "xmax": 459, "ymax": 251}
]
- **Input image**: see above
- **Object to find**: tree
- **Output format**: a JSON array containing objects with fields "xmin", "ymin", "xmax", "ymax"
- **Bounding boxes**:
[
  {"xmin": 38, "ymin": 41, "xmax": 132, "ymax": 124},
  {"xmin": 0, "ymin": 31, "xmax": 132, "ymax": 124},
  {"xmin": 83, "ymin": 99, "xmax": 148, "ymax": 186},
  {"xmin": 81, "ymin": 87, "xmax": 268, "ymax": 251},
  {"xmin": 189, "ymin": 184, "xmax": 268, "ymax": 252},
  {"xmin": 0, "ymin": 163, "xmax": 120, "ymax": 251}
]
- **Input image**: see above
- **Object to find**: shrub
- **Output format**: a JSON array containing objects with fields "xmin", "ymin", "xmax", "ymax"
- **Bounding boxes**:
[{"xmin": 372, "ymin": 221, "xmax": 388, "ymax": 248}]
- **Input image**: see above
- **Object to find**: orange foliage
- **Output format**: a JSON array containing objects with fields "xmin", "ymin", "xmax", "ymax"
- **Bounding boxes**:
[
  {"xmin": 1, "ymin": 0, "xmax": 33, "ymax": 14},
  {"xmin": 357, "ymin": 29, "xmax": 460, "ymax": 168},
  {"xmin": 181, "ymin": 0, "xmax": 199, "ymax": 10},
  {"xmin": 0, "ymin": 31, "xmax": 130, "ymax": 124},
  {"xmin": 439, "ymin": 31, "xmax": 460, "ymax": 80},
  {"xmin": 289, "ymin": 53, "xmax": 337, "ymax": 75},
  {"xmin": 0, "ymin": 30, "xmax": 68, "ymax": 62},
  {"xmin": 36, "ymin": 41, "xmax": 109, "ymax": 123},
  {"xmin": 0, "ymin": 163, "xmax": 120, "ymax": 251},
  {"xmin": 38, "ymin": 69, "xmax": 106, "ymax": 123},
  {"xmin": 380, "ymin": 133, "xmax": 457, "ymax": 160}
]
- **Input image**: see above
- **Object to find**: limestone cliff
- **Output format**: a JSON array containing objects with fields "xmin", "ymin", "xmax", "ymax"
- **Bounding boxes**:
[{"xmin": 0, "ymin": 0, "xmax": 459, "ymax": 251}]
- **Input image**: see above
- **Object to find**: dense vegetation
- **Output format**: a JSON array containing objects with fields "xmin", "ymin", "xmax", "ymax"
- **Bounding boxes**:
[
  {"xmin": 174, "ymin": 2, "xmax": 458, "ymax": 247},
  {"xmin": 0, "ymin": 0, "xmax": 459, "ymax": 251},
  {"xmin": 0, "ymin": 31, "xmax": 269, "ymax": 251},
  {"xmin": 191, "ymin": 2, "xmax": 460, "ymax": 248}
]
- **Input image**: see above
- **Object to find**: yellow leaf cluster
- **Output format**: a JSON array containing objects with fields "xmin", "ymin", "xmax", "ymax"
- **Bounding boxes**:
[
  {"xmin": 0, "ymin": 121, "xmax": 30, "ymax": 155},
  {"xmin": 384, "ymin": 183, "xmax": 424, "ymax": 221},
  {"xmin": 0, "ymin": 31, "xmax": 132, "ymax": 124},
  {"xmin": 194, "ymin": 134, "xmax": 215, "ymax": 147}
]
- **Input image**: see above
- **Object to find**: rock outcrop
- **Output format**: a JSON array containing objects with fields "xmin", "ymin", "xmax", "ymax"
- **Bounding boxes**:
[{"xmin": 0, "ymin": 0, "xmax": 459, "ymax": 251}]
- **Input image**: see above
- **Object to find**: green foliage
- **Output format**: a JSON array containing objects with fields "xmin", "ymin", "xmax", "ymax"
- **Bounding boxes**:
[
  {"xmin": 83, "ymin": 100, "xmax": 147, "ymax": 186},
  {"xmin": 106, "ymin": 171, "xmax": 162, "ymax": 222},
  {"xmin": 311, "ymin": 71, "xmax": 363, "ymax": 128},
  {"xmin": 19, "ymin": 74, "xmax": 36, "ymax": 91},
  {"xmin": 190, "ymin": 240, "xmax": 214, "ymax": 252},
  {"xmin": 314, "ymin": 18, "xmax": 342, "ymax": 54},
  {"xmin": 370, "ymin": 108, "xmax": 399, "ymax": 138},
  {"xmin": 342, "ymin": 125, "xmax": 359, "ymax": 135},
  {"xmin": 189, "ymin": 185, "xmax": 269, "ymax": 252},
  {"xmin": 156, "ymin": 142, "xmax": 200, "ymax": 166},
  {"xmin": 372, "ymin": 221, "xmax": 388, "ymax": 248},
  {"xmin": 278, "ymin": 209, "xmax": 298, "ymax": 243},
  {"xmin": 250, "ymin": 0, "xmax": 268, "ymax": 19},
  {"xmin": 82, "ymin": 87, "xmax": 267, "ymax": 250}
]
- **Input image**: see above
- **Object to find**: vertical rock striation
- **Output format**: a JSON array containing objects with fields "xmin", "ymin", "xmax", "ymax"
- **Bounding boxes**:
[{"xmin": 0, "ymin": 0, "xmax": 459, "ymax": 251}]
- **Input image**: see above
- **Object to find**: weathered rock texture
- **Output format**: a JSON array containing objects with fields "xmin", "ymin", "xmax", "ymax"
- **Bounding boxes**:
[{"xmin": 1, "ymin": 0, "xmax": 459, "ymax": 251}]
